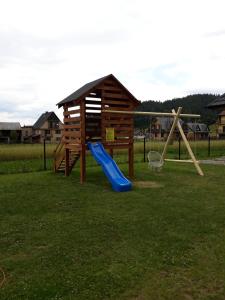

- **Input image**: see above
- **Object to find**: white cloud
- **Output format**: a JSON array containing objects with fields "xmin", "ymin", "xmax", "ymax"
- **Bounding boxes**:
[{"xmin": 0, "ymin": 0, "xmax": 225, "ymax": 123}]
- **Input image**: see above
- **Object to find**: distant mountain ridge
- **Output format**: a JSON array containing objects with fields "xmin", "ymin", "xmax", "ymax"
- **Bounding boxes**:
[{"xmin": 134, "ymin": 94, "xmax": 219, "ymax": 128}]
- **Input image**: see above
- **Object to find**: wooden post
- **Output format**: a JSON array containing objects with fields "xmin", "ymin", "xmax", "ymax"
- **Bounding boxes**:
[
  {"xmin": 143, "ymin": 136, "xmax": 146, "ymax": 162},
  {"xmin": 208, "ymin": 135, "xmax": 211, "ymax": 157},
  {"xmin": 161, "ymin": 107, "xmax": 182, "ymax": 160},
  {"xmin": 80, "ymin": 100, "xmax": 86, "ymax": 183},
  {"xmin": 43, "ymin": 138, "xmax": 46, "ymax": 171},
  {"xmin": 174, "ymin": 110, "xmax": 204, "ymax": 176},
  {"xmin": 80, "ymin": 145, "xmax": 86, "ymax": 183},
  {"xmin": 65, "ymin": 148, "xmax": 70, "ymax": 176},
  {"xmin": 128, "ymin": 145, "xmax": 134, "ymax": 178}
]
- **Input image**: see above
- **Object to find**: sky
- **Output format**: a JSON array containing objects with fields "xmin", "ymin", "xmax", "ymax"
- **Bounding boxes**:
[{"xmin": 0, "ymin": 0, "xmax": 225, "ymax": 125}]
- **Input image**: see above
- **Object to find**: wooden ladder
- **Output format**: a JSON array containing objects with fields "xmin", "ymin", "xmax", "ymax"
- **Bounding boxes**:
[{"xmin": 54, "ymin": 139, "xmax": 80, "ymax": 175}]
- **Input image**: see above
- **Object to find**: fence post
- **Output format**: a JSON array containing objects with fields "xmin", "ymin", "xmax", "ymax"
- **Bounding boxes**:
[
  {"xmin": 43, "ymin": 138, "xmax": 46, "ymax": 170},
  {"xmin": 143, "ymin": 136, "xmax": 146, "ymax": 162},
  {"xmin": 208, "ymin": 134, "xmax": 211, "ymax": 157}
]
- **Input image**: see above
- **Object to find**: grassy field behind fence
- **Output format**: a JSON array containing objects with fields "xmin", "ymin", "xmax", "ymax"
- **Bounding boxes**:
[{"xmin": 0, "ymin": 140, "xmax": 225, "ymax": 174}]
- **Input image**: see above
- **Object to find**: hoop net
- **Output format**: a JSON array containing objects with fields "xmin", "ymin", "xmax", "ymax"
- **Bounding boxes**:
[{"xmin": 147, "ymin": 151, "xmax": 164, "ymax": 171}]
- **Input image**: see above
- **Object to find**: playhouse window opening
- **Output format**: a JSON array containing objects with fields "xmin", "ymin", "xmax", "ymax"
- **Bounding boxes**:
[{"xmin": 67, "ymin": 105, "xmax": 80, "ymax": 111}]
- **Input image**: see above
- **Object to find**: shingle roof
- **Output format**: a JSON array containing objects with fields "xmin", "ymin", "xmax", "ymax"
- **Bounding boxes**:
[
  {"xmin": 157, "ymin": 117, "xmax": 184, "ymax": 131},
  {"xmin": 207, "ymin": 94, "xmax": 225, "ymax": 108},
  {"xmin": 33, "ymin": 111, "xmax": 60, "ymax": 129},
  {"xmin": 187, "ymin": 122, "xmax": 209, "ymax": 132},
  {"xmin": 57, "ymin": 74, "xmax": 139, "ymax": 107},
  {"xmin": 0, "ymin": 122, "xmax": 21, "ymax": 130}
]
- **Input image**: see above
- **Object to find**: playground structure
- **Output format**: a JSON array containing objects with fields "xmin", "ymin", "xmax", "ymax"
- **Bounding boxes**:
[
  {"xmin": 105, "ymin": 108, "xmax": 204, "ymax": 176},
  {"xmin": 54, "ymin": 74, "xmax": 203, "ymax": 192},
  {"xmin": 54, "ymin": 74, "xmax": 140, "ymax": 189}
]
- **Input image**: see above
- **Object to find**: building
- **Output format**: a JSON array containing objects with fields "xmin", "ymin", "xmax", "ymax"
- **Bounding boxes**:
[
  {"xmin": 186, "ymin": 123, "xmax": 209, "ymax": 140},
  {"xmin": 216, "ymin": 110, "xmax": 225, "ymax": 138},
  {"xmin": 207, "ymin": 94, "xmax": 225, "ymax": 138},
  {"xmin": 150, "ymin": 117, "xmax": 181, "ymax": 140},
  {"xmin": 149, "ymin": 118, "xmax": 209, "ymax": 140},
  {"xmin": 0, "ymin": 122, "xmax": 21, "ymax": 143},
  {"xmin": 21, "ymin": 111, "xmax": 63, "ymax": 143}
]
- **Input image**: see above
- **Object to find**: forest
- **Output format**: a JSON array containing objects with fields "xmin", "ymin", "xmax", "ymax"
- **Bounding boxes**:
[{"xmin": 134, "ymin": 94, "xmax": 218, "ymax": 128}]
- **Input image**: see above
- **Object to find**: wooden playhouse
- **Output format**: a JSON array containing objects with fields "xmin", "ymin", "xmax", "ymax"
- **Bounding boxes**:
[{"xmin": 54, "ymin": 74, "xmax": 140, "ymax": 183}]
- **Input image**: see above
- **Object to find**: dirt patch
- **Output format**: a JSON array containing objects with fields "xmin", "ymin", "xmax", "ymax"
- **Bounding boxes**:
[{"xmin": 133, "ymin": 181, "xmax": 164, "ymax": 188}]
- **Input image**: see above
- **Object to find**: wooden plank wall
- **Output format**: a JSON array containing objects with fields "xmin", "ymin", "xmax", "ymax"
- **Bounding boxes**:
[
  {"xmin": 100, "ymin": 79, "xmax": 134, "ymax": 148},
  {"xmin": 85, "ymin": 93, "xmax": 102, "ymax": 141},
  {"xmin": 63, "ymin": 103, "xmax": 81, "ymax": 146}
]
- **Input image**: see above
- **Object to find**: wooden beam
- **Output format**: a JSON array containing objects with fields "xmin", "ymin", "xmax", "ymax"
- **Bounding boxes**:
[
  {"xmin": 174, "ymin": 110, "xmax": 204, "ymax": 176},
  {"xmin": 161, "ymin": 107, "xmax": 182, "ymax": 160},
  {"xmin": 128, "ymin": 145, "xmax": 134, "ymax": 178},
  {"xmin": 165, "ymin": 159, "xmax": 199, "ymax": 163},
  {"xmin": 103, "ymin": 110, "xmax": 200, "ymax": 118},
  {"xmin": 65, "ymin": 148, "xmax": 70, "ymax": 176}
]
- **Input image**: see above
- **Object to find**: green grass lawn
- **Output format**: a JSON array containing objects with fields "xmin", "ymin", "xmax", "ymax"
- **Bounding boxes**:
[{"xmin": 1, "ymin": 162, "xmax": 225, "ymax": 299}]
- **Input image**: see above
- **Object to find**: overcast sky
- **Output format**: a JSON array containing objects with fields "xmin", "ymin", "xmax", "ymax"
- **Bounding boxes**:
[{"xmin": 0, "ymin": 0, "xmax": 225, "ymax": 124}]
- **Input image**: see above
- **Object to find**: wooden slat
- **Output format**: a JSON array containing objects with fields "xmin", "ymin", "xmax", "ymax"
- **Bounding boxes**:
[
  {"xmin": 105, "ymin": 139, "xmax": 131, "ymax": 144},
  {"xmin": 98, "ymin": 85, "xmax": 121, "ymax": 92},
  {"xmin": 114, "ymin": 126, "xmax": 133, "ymax": 131},
  {"xmin": 85, "ymin": 94, "xmax": 101, "ymax": 99},
  {"xmin": 102, "ymin": 99, "xmax": 130, "ymax": 106},
  {"xmin": 65, "ymin": 143, "xmax": 81, "ymax": 150},
  {"xmin": 64, "ymin": 131, "xmax": 81, "ymax": 138},
  {"xmin": 64, "ymin": 116, "xmax": 81, "ymax": 123},
  {"xmin": 85, "ymin": 106, "xmax": 101, "ymax": 111},
  {"xmin": 103, "ymin": 80, "xmax": 117, "ymax": 86},
  {"xmin": 86, "ymin": 116, "xmax": 101, "ymax": 120},
  {"xmin": 104, "ymin": 87, "xmax": 122, "ymax": 92},
  {"xmin": 102, "ymin": 112, "xmax": 133, "ymax": 118},
  {"xmin": 63, "ymin": 136, "xmax": 81, "ymax": 143},
  {"xmin": 85, "ymin": 100, "xmax": 102, "ymax": 105},
  {"xmin": 102, "ymin": 119, "xmax": 133, "ymax": 125},
  {"xmin": 64, "ymin": 124, "xmax": 81, "ymax": 129},
  {"xmin": 63, "ymin": 109, "xmax": 80, "ymax": 116},
  {"xmin": 104, "ymin": 93, "xmax": 129, "ymax": 99},
  {"xmin": 103, "ymin": 106, "xmax": 132, "ymax": 111},
  {"xmin": 115, "ymin": 132, "xmax": 133, "ymax": 136}
]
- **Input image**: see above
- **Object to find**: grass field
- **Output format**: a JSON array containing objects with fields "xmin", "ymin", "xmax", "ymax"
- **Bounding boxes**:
[
  {"xmin": 1, "ymin": 162, "xmax": 225, "ymax": 299},
  {"xmin": 0, "ymin": 140, "xmax": 225, "ymax": 175},
  {"xmin": 1, "ymin": 139, "xmax": 225, "ymax": 161}
]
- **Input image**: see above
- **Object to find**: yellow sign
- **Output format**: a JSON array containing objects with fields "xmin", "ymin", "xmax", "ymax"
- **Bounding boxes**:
[{"xmin": 106, "ymin": 128, "xmax": 115, "ymax": 142}]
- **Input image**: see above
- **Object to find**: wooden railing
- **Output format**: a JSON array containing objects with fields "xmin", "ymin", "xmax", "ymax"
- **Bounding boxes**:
[{"xmin": 53, "ymin": 137, "xmax": 64, "ymax": 172}]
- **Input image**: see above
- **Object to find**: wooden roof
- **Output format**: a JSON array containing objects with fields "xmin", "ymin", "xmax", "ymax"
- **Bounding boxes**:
[{"xmin": 57, "ymin": 74, "xmax": 140, "ymax": 108}]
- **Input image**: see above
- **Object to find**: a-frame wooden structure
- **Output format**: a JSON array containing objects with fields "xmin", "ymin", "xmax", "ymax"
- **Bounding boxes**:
[{"xmin": 54, "ymin": 74, "xmax": 140, "ymax": 183}]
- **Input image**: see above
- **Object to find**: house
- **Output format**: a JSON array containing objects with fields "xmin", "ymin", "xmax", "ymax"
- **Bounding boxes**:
[
  {"xmin": 207, "ymin": 94, "xmax": 225, "ymax": 138},
  {"xmin": 149, "ymin": 118, "xmax": 209, "ymax": 140},
  {"xmin": 0, "ymin": 122, "xmax": 21, "ymax": 143},
  {"xmin": 216, "ymin": 110, "xmax": 225, "ymax": 138},
  {"xmin": 150, "ymin": 117, "xmax": 181, "ymax": 140},
  {"xmin": 21, "ymin": 111, "xmax": 63, "ymax": 143},
  {"xmin": 186, "ymin": 123, "xmax": 210, "ymax": 140},
  {"xmin": 207, "ymin": 94, "xmax": 225, "ymax": 112}
]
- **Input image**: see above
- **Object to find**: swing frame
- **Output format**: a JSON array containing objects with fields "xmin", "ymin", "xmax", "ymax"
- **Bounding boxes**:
[{"xmin": 103, "ymin": 107, "xmax": 204, "ymax": 176}]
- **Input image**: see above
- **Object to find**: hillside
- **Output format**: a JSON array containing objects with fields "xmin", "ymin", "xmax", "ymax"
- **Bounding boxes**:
[{"xmin": 134, "ymin": 94, "xmax": 218, "ymax": 128}]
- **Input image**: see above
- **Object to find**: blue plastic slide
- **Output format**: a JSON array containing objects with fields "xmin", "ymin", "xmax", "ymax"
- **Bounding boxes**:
[{"xmin": 88, "ymin": 142, "xmax": 132, "ymax": 192}]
